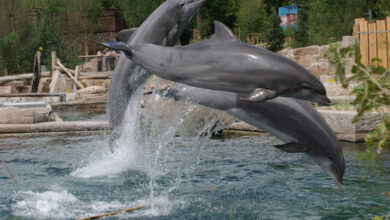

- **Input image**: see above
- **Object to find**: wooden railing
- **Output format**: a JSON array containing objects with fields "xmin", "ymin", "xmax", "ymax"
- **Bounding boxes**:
[{"xmin": 353, "ymin": 17, "xmax": 390, "ymax": 68}]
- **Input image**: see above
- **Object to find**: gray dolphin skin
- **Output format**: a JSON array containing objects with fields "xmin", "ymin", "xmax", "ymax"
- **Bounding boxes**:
[
  {"xmin": 112, "ymin": 21, "xmax": 330, "ymax": 106},
  {"xmin": 160, "ymin": 85, "xmax": 345, "ymax": 186},
  {"xmin": 106, "ymin": 0, "xmax": 206, "ymax": 135}
]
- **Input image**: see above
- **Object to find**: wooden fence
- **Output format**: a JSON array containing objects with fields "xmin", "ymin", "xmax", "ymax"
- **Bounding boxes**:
[{"xmin": 353, "ymin": 17, "xmax": 390, "ymax": 68}]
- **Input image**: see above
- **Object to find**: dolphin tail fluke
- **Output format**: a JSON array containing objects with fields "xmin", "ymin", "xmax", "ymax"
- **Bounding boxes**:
[
  {"xmin": 100, "ymin": 40, "xmax": 133, "ymax": 57},
  {"xmin": 241, "ymin": 88, "xmax": 276, "ymax": 103}
]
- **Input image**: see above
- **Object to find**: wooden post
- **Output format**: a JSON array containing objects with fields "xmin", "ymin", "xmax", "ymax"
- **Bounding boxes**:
[
  {"xmin": 387, "ymin": 17, "xmax": 390, "ymax": 69},
  {"xmin": 359, "ymin": 19, "xmax": 369, "ymax": 66},
  {"xmin": 368, "ymin": 22, "xmax": 377, "ymax": 66},
  {"xmin": 353, "ymin": 23, "xmax": 359, "ymax": 40},
  {"xmin": 51, "ymin": 51, "xmax": 57, "ymax": 77},
  {"xmin": 31, "ymin": 51, "xmax": 41, "ymax": 93},
  {"xmin": 376, "ymin": 19, "xmax": 388, "ymax": 68},
  {"xmin": 73, "ymin": 66, "xmax": 80, "ymax": 92},
  {"xmin": 49, "ymin": 70, "xmax": 60, "ymax": 93}
]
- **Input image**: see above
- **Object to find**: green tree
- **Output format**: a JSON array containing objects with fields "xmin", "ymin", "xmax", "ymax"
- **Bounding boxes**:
[
  {"xmin": 0, "ymin": 0, "xmax": 106, "ymax": 73},
  {"xmin": 0, "ymin": 0, "xmax": 38, "ymax": 74},
  {"xmin": 289, "ymin": 0, "xmax": 309, "ymax": 48},
  {"xmin": 113, "ymin": 0, "xmax": 165, "ymax": 28},
  {"xmin": 307, "ymin": 0, "xmax": 366, "ymax": 45},
  {"xmin": 376, "ymin": 0, "xmax": 390, "ymax": 17},
  {"xmin": 236, "ymin": 0, "xmax": 268, "ymax": 42},
  {"xmin": 265, "ymin": 8, "xmax": 285, "ymax": 51},
  {"xmin": 197, "ymin": 0, "xmax": 239, "ymax": 37}
]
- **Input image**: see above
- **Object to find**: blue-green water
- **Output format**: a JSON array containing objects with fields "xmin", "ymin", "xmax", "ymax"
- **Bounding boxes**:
[{"xmin": 0, "ymin": 134, "xmax": 389, "ymax": 219}]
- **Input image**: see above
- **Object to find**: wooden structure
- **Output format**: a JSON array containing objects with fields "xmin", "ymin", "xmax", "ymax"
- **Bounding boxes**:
[
  {"xmin": 353, "ymin": 17, "xmax": 390, "ymax": 68},
  {"xmin": 0, "ymin": 51, "xmax": 113, "ymax": 94}
]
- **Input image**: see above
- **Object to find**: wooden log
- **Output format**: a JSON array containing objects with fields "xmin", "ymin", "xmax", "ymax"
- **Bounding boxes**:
[
  {"xmin": 0, "ymin": 72, "xmax": 49, "ymax": 86},
  {"xmin": 56, "ymin": 59, "xmax": 84, "ymax": 89},
  {"xmin": 79, "ymin": 74, "xmax": 112, "ymax": 80},
  {"xmin": 79, "ymin": 71, "xmax": 113, "ymax": 76},
  {"xmin": 368, "ymin": 22, "xmax": 378, "ymax": 66},
  {"xmin": 0, "ymin": 74, "xmax": 34, "ymax": 85},
  {"xmin": 49, "ymin": 70, "xmax": 61, "ymax": 93},
  {"xmin": 376, "ymin": 20, "xmax": 388, "ymax": 68},
  {"xmin": 0, "ymin": 121, "xmax": 110, "ymax": 134},
  {"xmin": 51, "ymin": 51, "xmax": 57, "ymax": 77},
  {"xmin": 79, "ymin": 205, "xmax": 148, "ymax": 220},
  {"xmin": 31, "ymin": 51, "xmax": 42, "ymax": 93},
  {"xmin": 73, "ymin": 66, "xmax": 80, "ymax": 92},
  {"xmin": 41, "ymin": 72, "xmax": 50, "ymax": 77}
]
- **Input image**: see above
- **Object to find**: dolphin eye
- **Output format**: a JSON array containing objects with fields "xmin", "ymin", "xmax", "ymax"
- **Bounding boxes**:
[{"xmin": 180, "ymin": 3, "xmax": 185, "ymax": 7}]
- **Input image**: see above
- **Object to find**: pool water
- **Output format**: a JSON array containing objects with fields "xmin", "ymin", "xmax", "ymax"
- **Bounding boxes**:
[{"xmin": 0, "ymin": 134, "xmax": 389, "ymax": 219}]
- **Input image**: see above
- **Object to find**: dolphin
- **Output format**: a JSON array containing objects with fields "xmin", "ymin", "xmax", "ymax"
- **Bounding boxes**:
[
  {"xmin": 105, "ymin": 21, "xmax": 331, "ymax": 106},
  {"xmin": 106, "ymin": 0, "xmax": 206, "ymax": 136},
  {"xmin": 158, "ymin": 85, "xmax": 345, "ymax": 186}
]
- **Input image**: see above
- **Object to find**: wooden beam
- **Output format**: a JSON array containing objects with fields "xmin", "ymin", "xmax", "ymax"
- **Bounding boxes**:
[
  {"xmin": 387, "ymin": 17, "xmax": 390, "ymax": 69},
  {"xmin": 56, "ymin": 59, "xmax": 84, "ymax": 89},
  {"xmin": 0, "ymin": 74, "xmax": 33, "ymax": 85},
  {"xmin": 377, "ymin": 19, "xmax": 388, "ymax": 68},
  {"xmin": 78, "ymin": 72, "xmax": 112, "ymax": 80},
  {"xmin": 358, "ymin": 19, "xmax": 369, "ymax": 66},
  {"xmin": 31, "ymin": 51, "xmax": 41, "ymax": 93},
  {"xmin": 49, "ymin": 70, "xmax": 60, "ymax": 93},
  {"xmin": 73, "ymin": 66, "xmax": 80, "ymax": 92},
  {"xmin": 368, "ymin": 22, "xmax": 377, "ymax": 66},
  {"xmin": 353, "ymin": 24, "xmax": 359, "ymax": 40},
  {"xmin": 51, "ymin": 51, "xmax": 57, "ymax": 77}
]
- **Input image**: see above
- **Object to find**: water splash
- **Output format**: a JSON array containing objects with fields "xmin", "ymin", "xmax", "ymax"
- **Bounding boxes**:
[
  {"xmin": 11, "ymin": 186, "xmax": 187, "ymax": 219},
  {"xmin": 71, "ymin": 74, "xmax": 229, "ymax": 216}
]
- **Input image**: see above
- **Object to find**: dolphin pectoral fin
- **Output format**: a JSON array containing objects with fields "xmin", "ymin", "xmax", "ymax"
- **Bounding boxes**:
[
  {"xmin": 166, "ymin": 24, "xmax": 179, "ymax": 46},
  {"xmin": 100, "ymin": 41, "xmax": 132, "ymax": 57},
  {"xmin": 275, "ymin": 143, "xmax": 310, "ymax": 153},
  {"xmin": 116, "ymin": 28, "xmax": 137, "ymax": 42},
  {"xmin": 241, "ymin": 88, "xmax": 276, "ymax": 103}
]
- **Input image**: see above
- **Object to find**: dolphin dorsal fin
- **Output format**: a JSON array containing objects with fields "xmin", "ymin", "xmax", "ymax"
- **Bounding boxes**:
[
  {"xmin": 116, "ymin": 28, "xmax": 137, "ymax": 43},
  {"xmin": 213, "ymin": 21, "xmax": 238, "ymax": 41}
]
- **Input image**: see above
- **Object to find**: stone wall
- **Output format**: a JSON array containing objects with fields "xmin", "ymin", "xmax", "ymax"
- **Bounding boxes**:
[{"xmin": 278, "ymin": 36, "xmax": 356, "ymax": 98}]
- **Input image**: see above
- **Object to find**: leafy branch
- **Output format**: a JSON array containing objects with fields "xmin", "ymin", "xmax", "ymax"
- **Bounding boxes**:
[{"xmin": 327, "ymin": 42, "xmax": 390, "ymax": 153}]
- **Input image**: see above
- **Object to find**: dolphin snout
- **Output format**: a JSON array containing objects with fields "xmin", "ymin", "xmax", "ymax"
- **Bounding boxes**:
[
  {"xmin": 314, "ymin": 94, "xmax": 331, "ymax": 106},
  {"xmin": 311, "ymin": 153, "xmax": 345, "ymax": 187}
]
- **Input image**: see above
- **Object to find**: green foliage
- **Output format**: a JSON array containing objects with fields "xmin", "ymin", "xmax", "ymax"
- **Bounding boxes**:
[
  {"xmin": 289, "ymin": 0, "xmax": 310, "ymax": 48},
  {"xmin": 113, "ymin": 0, "xmax": 165, "ymax": 28},
  {"xmin": 327, "ymin": 42, "xmax": 390, "ymax": 154},
  {"xmin": 0, "ymin": 0, "xmax": 106, "ymax": 73},
  {"xmin": 307, "ymin": 0, "xmax": 366, "ymax": 45},
  {"xmin": 376, "ymin": 0, "xmax": 390, "ymax": 17},
  {"xmin": 236, "ymin": 0, "xmax": 268, "ymax": 41},
  {"xmin": 198, "ymin": 0, "xmax": 239, "ymax": 37},
  {"xmin": 264, "ymin": 8, "xmax": 285, "ymax": 51}
]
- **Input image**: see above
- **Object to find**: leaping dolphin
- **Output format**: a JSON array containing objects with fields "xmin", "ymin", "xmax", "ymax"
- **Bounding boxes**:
[
  {"xmin": 158, "ymin": 85, "xmax": 345, "ymax": 186},
  {"xmin": 106, "ymin": 0, "xmax": 206, "ymax": 139},
  {"xmin": 104, "ymin": 21, "xmax": 331, "ymax": 106}
]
